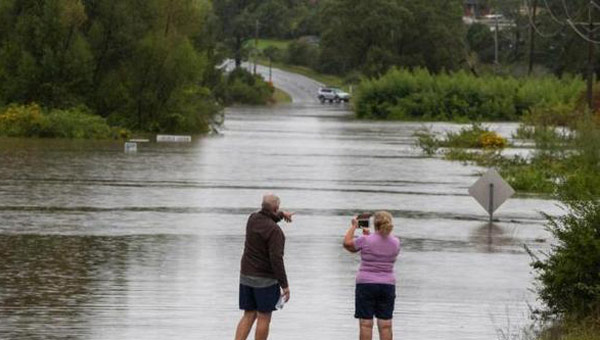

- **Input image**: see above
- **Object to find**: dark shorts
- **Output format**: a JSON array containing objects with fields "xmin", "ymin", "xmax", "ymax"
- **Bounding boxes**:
[
  {"xmin": 355, "ymin": 283, "xmax": 396, "ymax": 320},
  {"xmin": 239, "ymin": 283, "xmax": 280, "ymax": 313}
]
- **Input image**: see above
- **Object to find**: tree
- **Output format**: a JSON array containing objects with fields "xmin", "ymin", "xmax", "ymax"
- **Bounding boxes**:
[
  {"xmin": 0, "ymin": 0, "xmax": 93, "ymax": 108},
  {"xmin": 0, "ymin": 0, "xmax": 220, "ymax": 133},
  {"xmin": 318, "ymin": 0, "xmax": 465, "ymax": 76},
  {"xmin": 319, "ymin": 0, "xmax": 411, "ymax": 76},
  {"xmin": 212, "ymin": 0, "xmax": 260, "ymax": 68}
]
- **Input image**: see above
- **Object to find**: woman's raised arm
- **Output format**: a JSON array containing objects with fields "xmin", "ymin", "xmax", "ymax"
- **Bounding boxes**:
[{"xmin": 343, "ymin": 217, "xmax": 360, "ymax": 253}]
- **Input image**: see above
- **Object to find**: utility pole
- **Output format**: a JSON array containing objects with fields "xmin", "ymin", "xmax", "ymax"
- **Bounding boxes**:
[
  {"xmin": 254, "ymin": 19, "xmax": 259, "ymax": 76},
  {"xmin": 587, "ymin": 2, "xmax": 595, "ymax": 111},
  {"xmin": 494, "ymin": 14, "xmax": 500, "ymax": 72},
  {"xmin": 528, "ymin": 0, "xmax": 538, "ymax": 75},
  {"xmin": 270, "ymin": 58, "xmax": 273, "ymax": 83}
]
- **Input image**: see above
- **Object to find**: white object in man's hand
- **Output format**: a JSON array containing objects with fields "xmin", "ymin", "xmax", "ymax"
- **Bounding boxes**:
[{"xmin": 282, "ymin": 287, "xmax": 290, "ymax": 303}]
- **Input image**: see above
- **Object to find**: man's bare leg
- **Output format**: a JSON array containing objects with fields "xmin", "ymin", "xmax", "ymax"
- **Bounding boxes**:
[
  {"xmin": 255, "ymin": 312, "xmax": 272, "ymax": 340},
  {"xmin": 235, "ymin": 310, "xmax": 257, "ymax": 340},
  {"xmin": 359, "ymin": 319, "xmax": 374, "ymax": 340},
  {"xmin": 377, "ymin": 319, "xmax": 393, "ymax": 340}
]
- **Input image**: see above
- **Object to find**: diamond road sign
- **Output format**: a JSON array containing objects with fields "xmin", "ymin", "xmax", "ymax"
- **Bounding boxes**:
[{"xmin": 468, "ymin": 169, "xmax": 515, "ymax": 219}]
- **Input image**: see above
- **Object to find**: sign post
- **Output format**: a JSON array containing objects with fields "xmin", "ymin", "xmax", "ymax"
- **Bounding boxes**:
[
  {"xmin": 469, "ymin": 169, "xmax": 514, "ymax": 222},
  {"xmin": 124, "ymin": 142, "xmax": 137, "ymax": 153}
]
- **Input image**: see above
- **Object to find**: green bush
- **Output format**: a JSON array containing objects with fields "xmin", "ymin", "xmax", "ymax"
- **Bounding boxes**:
[
  {"xmin": 0, "ymin": 103, "xmax": 125, "ymax": 139},
  {"xmin": 530, "ymin": 199, "xmax": 600, "ymax": 321},
  {"xmin": 0, "ymin": 103, "xmax": 45, "ymax": 137},
  {"xmin": 42, "ymin": 107, "xmax": 113, "ymax": 139},
  {"xmin": 223, "ymin": 68, "xmax": 274, "ymax": 105},
  {"xmin": 354, "ymin": 68, "xmax": 585, "ymax": 121},
  {"xmin": 538, "ymin": 319, "xmax": 600, "ymax": 340},
  {"xmin": 444, "ymin": 123, "xmax": 508, "ymax": 148},
  {"xmin": 414, "ymin": 124, "xmax": 508, "ymax": 150},
  {"xmin": 559, "ymin": 120, "xmax": 600, "ymax": 200}
]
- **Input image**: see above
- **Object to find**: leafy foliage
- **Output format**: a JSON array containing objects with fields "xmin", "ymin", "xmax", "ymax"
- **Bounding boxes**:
[
  {"xmin": 318, "ymin": 0, "xmax": 465, "ymax": 76},
  {"xmin": 354, "ymin": 68, "xmax": 585, "ymax": 121},
  {"xmin": 531, "ymin": 199, "xmax": 600, "ymax": 321},
  {"xmin": 0, "ymin": 103, "xmax": 121, "ymax": 139},
  {"xmin": 220, "ymin": 68, "xmax": 274, "ymax": 105},
  {"xmin": 0, "ymin": 0, "xmax": 220, "ymax": 134}
]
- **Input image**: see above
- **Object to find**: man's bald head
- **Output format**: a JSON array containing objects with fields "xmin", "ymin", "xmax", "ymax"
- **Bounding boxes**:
[{"xmin": 262, "ymin": 194, "xmax": 280, "ymax": 212}]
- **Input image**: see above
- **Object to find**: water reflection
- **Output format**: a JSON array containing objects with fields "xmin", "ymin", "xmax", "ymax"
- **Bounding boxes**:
[
  {"xmin": 0, "ymin": 235, "xmax": 127, "ymax": 339},
  {"xmin": 470, "ymin": 222, "xmax": 519, "ymax": 253}
]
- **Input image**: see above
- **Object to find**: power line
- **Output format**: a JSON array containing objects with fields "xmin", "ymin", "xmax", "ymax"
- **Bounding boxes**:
[
  {"xmin": 525, "ymin": 0, "xmax": 564, "ymax": 38},
  {"xmin": 540, "ymin": 0, "xmax": 567, "ymax": 26},
  {"xmin": 560, "ymin": 0, "xmax": 594, "ymax": 26},
  {"xmin": 567, "ymin": 19, "xmax": 600, "ymax": 44}
]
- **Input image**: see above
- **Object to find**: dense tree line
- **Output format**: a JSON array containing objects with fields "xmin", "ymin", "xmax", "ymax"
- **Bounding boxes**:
[
  {"xmin": 213, "ymin": 0, "xmax": 466, "ymax": 77},
  {"xmin": 0, "ymin": 0, "xmax": 219, "ymax": 133},
  {"xmin": 319, "ymin": 0, "xmax": 465, "ymax": 76}
]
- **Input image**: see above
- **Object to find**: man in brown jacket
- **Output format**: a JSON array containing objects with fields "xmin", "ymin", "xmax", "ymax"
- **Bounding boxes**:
[{"xmin": 234, "ymin": 194, "xmax": 293, "ymax": 340}]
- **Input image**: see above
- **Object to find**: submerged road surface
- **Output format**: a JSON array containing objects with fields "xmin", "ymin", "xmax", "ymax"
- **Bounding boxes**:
[{"xmin": 0, "ymin": 66, "xmax": 556, "ymax": 340}]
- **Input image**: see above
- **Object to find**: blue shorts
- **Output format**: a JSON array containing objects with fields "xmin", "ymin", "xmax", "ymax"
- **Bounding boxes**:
[
  {"xmin": 239, "ymin": 283, "xmax": 280, "ymax": 313},
  {"xmin": 355, "ymin": 283, "xmax": 396, "ymax": 320}
]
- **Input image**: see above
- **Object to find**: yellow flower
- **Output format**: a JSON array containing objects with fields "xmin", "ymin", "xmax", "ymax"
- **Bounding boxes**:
[{"xmin": 479, "ymin": 131, "xmax": 507, "ymax": 149}]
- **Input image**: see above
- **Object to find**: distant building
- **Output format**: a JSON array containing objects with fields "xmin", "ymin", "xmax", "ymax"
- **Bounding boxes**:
[{"xmin": 464, "ymin": 0, "xmax": 490, "ymax": 18}]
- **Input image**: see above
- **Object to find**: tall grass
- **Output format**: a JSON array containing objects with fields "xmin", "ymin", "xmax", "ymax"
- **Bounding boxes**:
[{"xmin": 354, "ymin": 68, "xmax": 585, "ymax": 121}]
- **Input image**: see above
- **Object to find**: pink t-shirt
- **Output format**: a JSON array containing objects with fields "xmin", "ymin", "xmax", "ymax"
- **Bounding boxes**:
[{"xmin": 354, "ymin": 233, "xmax": 401, "ymax": 285}]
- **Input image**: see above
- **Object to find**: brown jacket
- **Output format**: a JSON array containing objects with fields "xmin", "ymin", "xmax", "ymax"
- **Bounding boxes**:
[{"xmin": 240, "ymin": 209, "xmax": 288, "ymax": 288}]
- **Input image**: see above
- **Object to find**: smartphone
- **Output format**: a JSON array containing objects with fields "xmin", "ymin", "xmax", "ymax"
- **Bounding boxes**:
[{"xmin": 357, "ymin": 213, "xmax": 372, "ymax": 228}]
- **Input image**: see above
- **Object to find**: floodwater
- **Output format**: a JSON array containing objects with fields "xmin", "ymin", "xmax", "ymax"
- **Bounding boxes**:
[{"xmin": 0, "ymin": 103, "xmax": 559, "ymax": 340}]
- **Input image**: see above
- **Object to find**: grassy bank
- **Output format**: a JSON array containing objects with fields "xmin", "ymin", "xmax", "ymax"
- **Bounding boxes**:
[
  {"xmin": 271, "ymin": 88, "xmax": 292, "ymax": 104},
  {"xmin": 538, "ymin": 320, "xmax": 600, "ymax": 340},
  {"xmin": 250, "ymin": 39, "xmax": 291, "ymax": 50}
]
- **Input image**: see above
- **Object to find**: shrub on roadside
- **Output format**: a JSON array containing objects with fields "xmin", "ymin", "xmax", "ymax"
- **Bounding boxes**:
[
  {"xmin": 0, "ymin": 103, "xmax": 127, "ymax": 139},
  {"xmin": 222, "ymin": 68, "xmax": 274, "ymax": 105},
  {"xmin": 354, "ymin": 68, "xmax": 585, "ymax": 121},
  {"xmin": 42, "ymin": 107, "xmax": 113, "ymax": 138},
  {"xmin": 529, "ymin": 198, "xmax": 600, "ymax": 322},
  {"xmin": 0, "ymin": 103, "xmax": 45, "ymax": 137}
]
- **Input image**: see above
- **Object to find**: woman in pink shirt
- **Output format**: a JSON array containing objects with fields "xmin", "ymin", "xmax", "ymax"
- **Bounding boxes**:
[{"xmin": 343, "ymin": 211, "xmax": 401, "ymax": 340}]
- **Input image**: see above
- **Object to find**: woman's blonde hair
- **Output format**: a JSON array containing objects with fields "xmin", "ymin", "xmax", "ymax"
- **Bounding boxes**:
[{"xmin": 373, "ymin": 211, "xmax": 394, "ymax": 236}]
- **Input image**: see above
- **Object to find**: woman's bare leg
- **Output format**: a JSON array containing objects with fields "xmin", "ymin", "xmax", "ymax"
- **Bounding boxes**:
[
  {"xmin": 359, "ymin": 319, "xmax": 374, "ymax": 340},
  {"xmin": 377, "ymin": 319, "xmax": 393, "ymax": 340}
]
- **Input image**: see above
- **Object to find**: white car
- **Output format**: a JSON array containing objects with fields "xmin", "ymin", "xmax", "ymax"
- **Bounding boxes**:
[{"xmin": 318, "ymin": 87, "xmax": 350, "ymax": 103}]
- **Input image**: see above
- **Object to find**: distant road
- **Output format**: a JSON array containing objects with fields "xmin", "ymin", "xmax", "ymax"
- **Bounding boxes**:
[{"xmin": 222, "ymin": 60, "xmax": 324, "ymax": 104}]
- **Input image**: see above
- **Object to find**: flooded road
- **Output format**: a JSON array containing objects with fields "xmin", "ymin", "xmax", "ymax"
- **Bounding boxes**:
[{"xmin": 0, "ymin": 102, "xmax": 558, "ymax": 339}]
